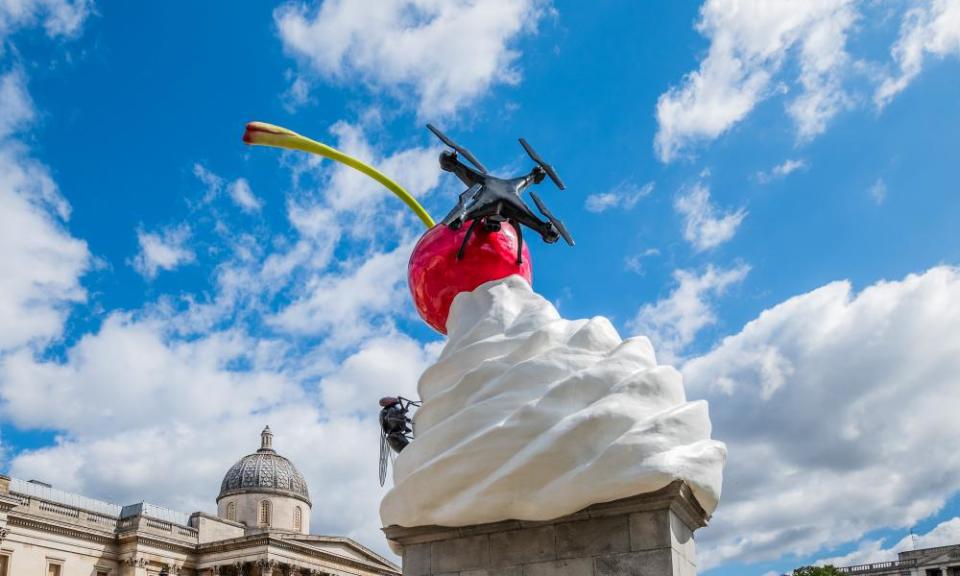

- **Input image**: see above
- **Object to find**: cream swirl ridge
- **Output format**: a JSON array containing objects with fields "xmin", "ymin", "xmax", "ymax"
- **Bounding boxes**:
[{"xmin": 380, "ymin": 275, "xmax": 726, "ymax": 528}]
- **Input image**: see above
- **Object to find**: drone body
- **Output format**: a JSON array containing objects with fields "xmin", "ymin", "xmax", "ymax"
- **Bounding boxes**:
[
  {"xmin": 430, "ymin": 124, "xmax": 573, "ymax": 262},
  {"xmin": 407, "ymin": 125, "xmax": 574, "ymax": 333}
]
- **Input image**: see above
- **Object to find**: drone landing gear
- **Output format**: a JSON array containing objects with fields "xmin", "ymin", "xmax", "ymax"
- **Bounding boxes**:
[
  {"xmin": 457, "ymin": 219, "xmax": 480, "ymax": 260},
  {"xmin": 456, "ymin": 218, "xmax": 526, "ymax": 266},
  {"xmin": 515, "ymin": 223, "xmax": 524, "ymax": 265}
]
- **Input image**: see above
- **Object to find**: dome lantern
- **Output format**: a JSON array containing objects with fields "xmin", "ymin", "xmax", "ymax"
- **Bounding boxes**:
[{"xmin": 260, "ymin": 425, "xmax": 274, "ymax": 452}]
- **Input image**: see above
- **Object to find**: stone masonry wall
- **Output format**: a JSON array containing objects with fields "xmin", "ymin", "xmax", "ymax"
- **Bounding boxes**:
[{"xmin": 383, "ymin": 481, "xmax": 707, "ymax": 576}]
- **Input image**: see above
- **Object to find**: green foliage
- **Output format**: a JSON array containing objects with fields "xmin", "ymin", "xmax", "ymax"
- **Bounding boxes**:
[{"xmin": 791, "ymin": 566, "xmax": 844, "ymax": 576}]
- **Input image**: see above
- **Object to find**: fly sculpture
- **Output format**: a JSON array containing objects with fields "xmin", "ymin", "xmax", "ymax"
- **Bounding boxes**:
[{"xmin": 378, "ymin": 396, "xmax": 420, "ymax": 487}]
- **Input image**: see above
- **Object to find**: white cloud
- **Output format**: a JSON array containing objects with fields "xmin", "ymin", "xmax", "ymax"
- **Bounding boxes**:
[
  {"xmin": 227, "ymin": 177, "xmax": 262, "ymax": 212},
  {"xmin": 585, "ymin": 181, "xmax": 654, "ymax": 213},
  {"xmin": 869, "ymin": 178, "xmax": 887, "ymax": 205},
  {"xmin": 0, "ymin": 0, "xmax": 91, "ymax": 41},
  {"xmin": 623, "ymin": 248, "xmax": 660, "ymax": 275},
  {"xmin": 269, "ymin": 242, "xmax": 411, "ymax": 348},
  {"xmin": 131, "ymin": 225, "xmax": 195, "ymax": 279},
  {"xmin": 682, "ymin": 266, "xmax": 960, "ymax": 569},
  {"xmin": 0, "ymin": 69, "xmax": 34, "ymax": 139},
  {"xmin": 628, "ymin": 263, "xmax": 749, "ymax": 362},
  {"xmin": 756, "ymin": 158, "xmax": 808, "ymax": 183},
  {"xmin": 655, "ymin": 1, "xmax": 960, "ymax": 161},
  {"xmin": 0, "ymin": 316, "xmax": 295, "ymax": 436},
  {"xmin": 876, "ymin": 0, "xmax": 960, "ymax": 108},
  {"xmin": 584, "ymin": 193, "xmax": 618, "ymax": 213},
  {"xmin": 192, "ymin": 162, "xmax": 224, "ymax": 203},
  {"xmin": 192, "ymin": 165, "xmax": 263, "ymax": 213},
  {"xmin": 654, "ymin": 0, "xmax": 856, "ymax": 162},
  {"xmin": 674, "ymin": 182, "xmax": 747, "ymax": 251},
  {"xmin": 319, "ymin": 334, "xmax": 438, "ymax": 418},
  {"xmin": 274, "ymin": 0, "xmax": 550, "ymax": 117},
  {"xmin": 282, "ymin": 73, "xmax": 312, "ymax": 112},
  {"xmin": 0, "ymin": 69, "xmax": 89, "ymax": 352}
]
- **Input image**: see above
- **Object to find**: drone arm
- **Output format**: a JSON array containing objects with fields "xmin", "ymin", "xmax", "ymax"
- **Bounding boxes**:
[
  {"xmin": 514, "ymin": 168, "xmax": 545, "ymax": 196},
  {"xmin": 443, "ymin": 154, "xmax": 486, "ymax": 188},
  {"xmin": 510, "ymin": 206, "xmax": 554, "ymax": 240}
]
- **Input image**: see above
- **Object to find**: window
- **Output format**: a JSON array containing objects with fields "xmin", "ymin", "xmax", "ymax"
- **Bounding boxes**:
[
  {"xmin": 226, "ymin": 501, "xmax": 237, "ymax": 521},
  {"xmin": 46, "ymin": 560, "xmax": 62, "ymax": 576},
  {"xmin": 294, "ymin": 506, "xmax": 302, "ymax": 531},
  {"xmin": 0, "ymin": 554, "xmax": 8, "ymax": 576},
  {"xmin": 259, "ymin": 500, "xmax": 272, "ymax": 527}
]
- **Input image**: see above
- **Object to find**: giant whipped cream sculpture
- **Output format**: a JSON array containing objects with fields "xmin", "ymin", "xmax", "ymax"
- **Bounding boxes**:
[
  {"xmin": 381, "ymin": 275, "xmax": 725, "ymax": 527},
  {"xmin": 243, "ymin": 121, "xmax": 726, "ymax": 529}
]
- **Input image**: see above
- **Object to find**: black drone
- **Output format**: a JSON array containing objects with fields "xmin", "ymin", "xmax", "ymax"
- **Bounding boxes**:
[{"xmin": 427, "ymin": 124, "xmax": 574, "ymax": 264}]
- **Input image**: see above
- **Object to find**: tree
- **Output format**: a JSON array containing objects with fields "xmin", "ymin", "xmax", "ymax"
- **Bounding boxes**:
[{"xmin": 791, "ymin": 566, "xmax": 844, "ymax": 576}]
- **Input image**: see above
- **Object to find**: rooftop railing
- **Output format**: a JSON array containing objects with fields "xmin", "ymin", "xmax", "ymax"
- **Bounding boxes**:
[
  {"xmin": 8, "ymin": 476, "xmax": 196, "ymax": 540},
  {"xmin": 9, "ymin": 478, "xmax": 121, "ymax": 517},
  {"xmin": 838, "ymin": 559, "xmax": 918, "ymax": 574}
]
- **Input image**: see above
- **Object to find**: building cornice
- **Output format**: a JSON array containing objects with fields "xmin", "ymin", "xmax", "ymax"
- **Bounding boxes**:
[
  {"xmin": 216, "ymin": 487, "xmax": 312, "ymax": 507},
  {"xmin": 7, "ymin": 513, "xmax": 116, "ymax": 546},
  {"xmin": 290, "ymin": 535, "xmax": 398, "ymax": 572},
  {"xmin": 117, "ymin": 532, "xmax": 197, "ymax": 554},
  {"xmin": 197, "ymin": 532, "xmax": 399, "ymax": 573}
]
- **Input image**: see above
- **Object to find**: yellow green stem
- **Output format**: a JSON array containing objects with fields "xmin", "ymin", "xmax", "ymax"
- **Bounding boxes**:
[{"xmin": 243, "ymin": 121, "xmax": 435, "ymax": 228}]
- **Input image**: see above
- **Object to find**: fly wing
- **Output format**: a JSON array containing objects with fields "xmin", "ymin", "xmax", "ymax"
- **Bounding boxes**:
[{"xmin": 379, "ymin": 431, "xmax": 390, "ymax": 487}]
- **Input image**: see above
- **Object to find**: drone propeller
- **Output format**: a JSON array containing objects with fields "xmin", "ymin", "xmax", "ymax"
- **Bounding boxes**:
[
  {"xmin": 427, "ymin": 124, "xmax": 488, "ymax": 174},
  {"xmin": 519, "ymin": 138, "xmax": 565, "ymax": 190},
  {"xmin": 530, "ymin": 191, "xmax": 574, "ymax": 246}
]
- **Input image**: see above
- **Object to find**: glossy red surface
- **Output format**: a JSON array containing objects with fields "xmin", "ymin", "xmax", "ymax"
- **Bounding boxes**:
[{"xmin": 408, "ymin": 221, "xmax": 533, "ymax": 334}]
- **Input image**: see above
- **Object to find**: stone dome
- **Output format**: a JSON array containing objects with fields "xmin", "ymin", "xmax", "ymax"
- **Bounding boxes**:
[{"xmin": 217, "ymin": 426, "xmax": 311, "ymax": 505}]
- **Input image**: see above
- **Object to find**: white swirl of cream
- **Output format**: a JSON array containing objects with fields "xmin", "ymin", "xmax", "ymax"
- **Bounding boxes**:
[{"xmin": 381, "ymin": 275, "xmax": 725, "ymax": 528}]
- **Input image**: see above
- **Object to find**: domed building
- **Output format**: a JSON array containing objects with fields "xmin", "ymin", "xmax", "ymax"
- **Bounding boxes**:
[
  {"xmin": 0, "ymin": 427, "xmax": 399, "ymax": 576},
  {"xmin": 217, "ymin": 426, "xmax": 312, "ymax": 534}
]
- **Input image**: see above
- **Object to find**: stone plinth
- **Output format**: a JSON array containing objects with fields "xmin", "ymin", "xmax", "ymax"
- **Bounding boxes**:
[{"xmin": 383, "ymin": 481, "xmax": 708, "ymax": 576}]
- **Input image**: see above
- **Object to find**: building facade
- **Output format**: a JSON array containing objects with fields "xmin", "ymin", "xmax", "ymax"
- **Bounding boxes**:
[
  {"xmin": 0, "ymin": 427, "xmax": 399, "ymax": 576},
  {"xmin": 837, "ymin": 545, "xmax": 960, "ymax": 576}
]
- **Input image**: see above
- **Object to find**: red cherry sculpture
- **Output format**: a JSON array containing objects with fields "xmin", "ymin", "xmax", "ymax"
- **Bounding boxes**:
[{"xmin": 409, "ymin": 221, "xmax": 532, "ymax": 334}]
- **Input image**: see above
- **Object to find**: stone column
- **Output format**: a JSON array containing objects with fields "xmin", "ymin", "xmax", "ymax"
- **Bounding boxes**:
[
  {"xmin": 0, "ymin": 474, "xmax": 16, "ymax": 543},
  {"xmin": 122, "ymin": 557, "xmax": 149, "ymax": 576},
  {"xmin": 383, "ymin": 481, "xmax": 707, "ymax": 576}
]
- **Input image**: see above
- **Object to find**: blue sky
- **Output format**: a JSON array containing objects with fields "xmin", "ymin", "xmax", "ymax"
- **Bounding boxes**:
[{"xmin": 1, "ymin": 1, "xmax": 960, "ymax": 574}]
